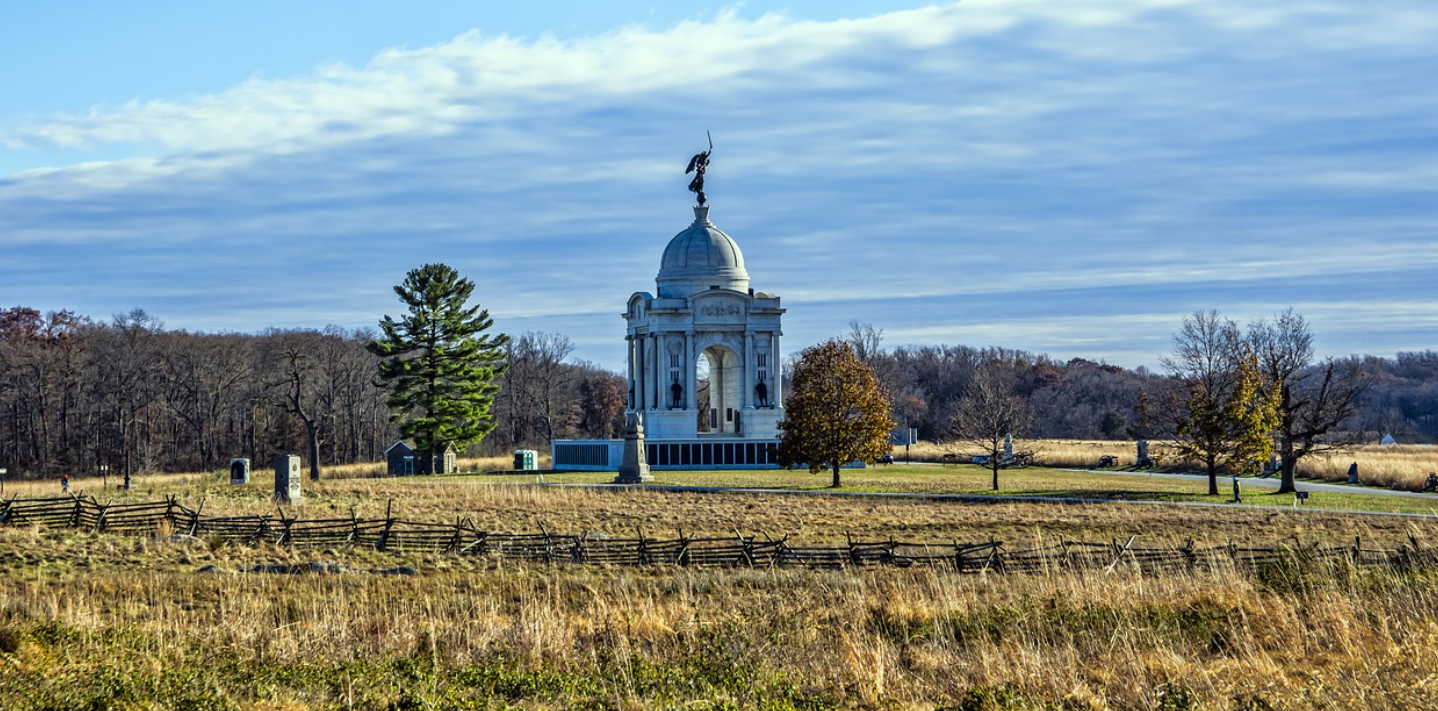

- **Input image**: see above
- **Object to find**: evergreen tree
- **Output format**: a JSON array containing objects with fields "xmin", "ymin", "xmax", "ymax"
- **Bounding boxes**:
[
  {"xmin": 369, "ymin": 264, "xmax": 508, "ymax": 473},
  {"xmin": 777, "ymin": 340, "xmax": 894, "ymax": 488}
]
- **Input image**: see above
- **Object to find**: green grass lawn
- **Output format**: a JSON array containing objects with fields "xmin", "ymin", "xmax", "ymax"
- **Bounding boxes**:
[{"xmin": 455, "ymin": 463, "xmax": 1438, "ymax": 516}]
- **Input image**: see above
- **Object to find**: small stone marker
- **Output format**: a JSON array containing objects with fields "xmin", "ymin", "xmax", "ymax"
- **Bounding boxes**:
[
  {"xmin": 229, "ymin": 457, "xmax": 250, "ymax": 485},
  {"xmin": 1346, "ymin": 462, "xmax": 1359, "ymax": 484},
  {"xmin": 613, "ymin": 413, "xmax": 652, "ymax": 483},
  {"xmin": 274, "ymin": 454, "xmax": 302, "ymax": 504}
]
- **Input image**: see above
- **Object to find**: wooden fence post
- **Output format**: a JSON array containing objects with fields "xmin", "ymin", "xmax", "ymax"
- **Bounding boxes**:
[
  {"xmin": 376, "ymin": 500, "xmax": 395, "ymax": 551},
  {"xmin": 93, "ymin": 501, "xmax": 111, "ymax": 533},
  {"xmin": 188, "ymin": 500, "xmax": 205, "ymax": 536},
  {"xmin": 1104, "ymin": 535, "xmax": 1136, "ymax": 574},
  {"xmin": 277, "ymin": 511, "xmax": 294, "ymax": 545}
]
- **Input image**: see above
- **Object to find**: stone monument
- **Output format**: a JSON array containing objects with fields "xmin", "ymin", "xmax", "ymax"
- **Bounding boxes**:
[
  {"xmin": 1136, "ymin": 440, "xmax": 1151, "ymax": 468},
  {"xmin": 1346, "ymin": 462, "xmax": 1359, "ymax": 484},
  {"xmin": 229, "ymin": 457, "xmax": 250, "ymax": 485},
  {"xmin": 550, "ymin": 139, "xmax": 789, "ymax": 472},
  {"xmin": 274, "ymin": 454, "xmax": 302, "ymax": 504},
  {"xmin": 1002, "ymin": 434, "xmax": 1014, "ymax": 464},
  {"xmin": 613, "ymin": 413, "xmax": 653, "ymax": 483},
  {"xmin": 621, "ymin": 145, "xmax": 786, "ymax": 441}
]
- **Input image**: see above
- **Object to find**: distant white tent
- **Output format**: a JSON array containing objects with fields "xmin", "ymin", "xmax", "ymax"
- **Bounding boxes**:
[{"xmin": 1381, "ymin": 433, "xmax": 1397, "ymax": 445}]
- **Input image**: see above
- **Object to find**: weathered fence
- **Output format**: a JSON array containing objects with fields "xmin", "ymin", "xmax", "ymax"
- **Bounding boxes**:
[{"xmin": 2, "ymin": 494, "xmax": 1436, "ymax": 575}]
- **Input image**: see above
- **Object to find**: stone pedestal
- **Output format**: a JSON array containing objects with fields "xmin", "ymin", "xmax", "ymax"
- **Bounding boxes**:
[
  {"xmin": 1136, "ymin": 440, "xmax": 1151, "ymax": 468},
  {"xmin": 613, "ymin": 414, "xmax": 652, "ymax": 484},
  {"xmin": 1347, "ymin": 462, "xmax": 1359, "ymax": 484},
  {"xmin": 229, "ymin": 458, "xmax": 250, "ymax": 485},
  {"xmin": 274, "ymin": 454, "xmax": 302, "ymax": 505}
]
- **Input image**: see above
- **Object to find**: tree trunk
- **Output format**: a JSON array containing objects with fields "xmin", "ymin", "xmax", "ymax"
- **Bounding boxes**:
[
  {"xmin": 1277, "ymin": 441, "xmax": 1297, "ymax": 494},
  {"xmin": 301, "ymin": 415, "xmax": 321, "ymax": 481},
  {"xmin": 831, "ymin": 464, "xmax": 841, "ymax": 488},
  {"xmin": 1206, "ymin": 459, "xmax": 1219, "ymax": 496},
  {"xmin": 991, "ymin": 462, "xmax": 1000, "ymax": 491}
]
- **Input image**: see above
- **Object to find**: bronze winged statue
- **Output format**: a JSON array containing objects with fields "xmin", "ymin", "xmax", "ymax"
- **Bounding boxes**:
[{"xmin": 685, "ymin": 131, "xmax": 713, "ymax": 205}]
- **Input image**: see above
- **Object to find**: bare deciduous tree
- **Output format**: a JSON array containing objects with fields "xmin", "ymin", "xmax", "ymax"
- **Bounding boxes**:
[
  {"xmin": 1248, "ymin": 309, "xmax": 1369, "ymax": 493},
  {"xmin": 950, "ymin": 362, "xmax": 1032, "ymax": 491}
]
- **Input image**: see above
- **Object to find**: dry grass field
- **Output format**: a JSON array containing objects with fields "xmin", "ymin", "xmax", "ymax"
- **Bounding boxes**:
[
  {"xmin": 5, "ymin": 458, "xmax": 1438, "ymax": 709},
  {"xmin": 906, "ymin": 439, "xmax": 1438, "ymax": 491}
]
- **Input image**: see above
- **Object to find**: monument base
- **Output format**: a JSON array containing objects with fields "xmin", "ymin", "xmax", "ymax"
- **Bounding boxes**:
[
  {"xmin": 613, "ymin": 468, "xmax": 653, "ymax": 484},
  {"xmin": 613, "ymin": 414, "xmax": 653, "ymax": 484}
]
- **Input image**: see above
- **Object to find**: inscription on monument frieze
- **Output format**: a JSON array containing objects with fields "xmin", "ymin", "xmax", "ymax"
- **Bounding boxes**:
[{"xmin": 699, "ymin": 304, "xmax": 743, "ymax": 317}]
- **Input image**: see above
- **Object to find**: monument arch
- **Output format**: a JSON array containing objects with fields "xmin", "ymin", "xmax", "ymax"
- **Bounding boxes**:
[{"xmin": 553, "ymin": 144, "xmax": 786, "ymax": 471}]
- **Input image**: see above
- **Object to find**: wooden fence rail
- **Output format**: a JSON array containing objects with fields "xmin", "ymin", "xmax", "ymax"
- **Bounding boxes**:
[{"xmin": 1, "ymin": 494, "xmax": 1435, "ymax": 575}]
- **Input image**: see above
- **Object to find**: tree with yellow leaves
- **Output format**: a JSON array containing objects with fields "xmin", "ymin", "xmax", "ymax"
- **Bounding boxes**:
[
  {"xmin": 1166, "ymin": 311, "xmax": 1281, "ymax": 495},
  {"xmin": 777, "ymin": 340, "xmax": 894, "ymax": 488}
]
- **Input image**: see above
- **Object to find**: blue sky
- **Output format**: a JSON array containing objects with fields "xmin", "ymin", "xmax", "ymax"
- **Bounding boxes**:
[{"xmin": 3, "ymin": 0, "xmax": 1436, "ymax": 371}]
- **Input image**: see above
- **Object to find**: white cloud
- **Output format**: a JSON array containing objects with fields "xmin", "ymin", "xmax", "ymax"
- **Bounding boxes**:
[{"xmin": 2, "ymin": 0, "xmax": 1436, "ymax": 370}]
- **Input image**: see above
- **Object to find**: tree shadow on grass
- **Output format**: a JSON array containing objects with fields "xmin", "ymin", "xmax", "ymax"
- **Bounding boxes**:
[{"xmin": 998, "ymin": 488, "xmax": 1221, "ymax": 503}]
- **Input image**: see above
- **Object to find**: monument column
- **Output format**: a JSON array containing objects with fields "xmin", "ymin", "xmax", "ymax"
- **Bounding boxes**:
[
  {"xmin": 625, "ymin": 335, "xmax": 634, "ymax": 410},
  {"xmin": 743, "ymin": 331, "xmax": 754, "ymax": 409},
  {"xmin": 638, "ymin": 336, "xmax": 648, "ymax": 410},
  {"xmin": 650, "ymin": 333, "xmax": 661, "ymax": 410},
  {"xmin": 772, "ymin": 333, "xmax": 783, "ymax": 407},
  {"xmin": 685, "ymin": 331, "xmax": 696, "ymax": 410}
]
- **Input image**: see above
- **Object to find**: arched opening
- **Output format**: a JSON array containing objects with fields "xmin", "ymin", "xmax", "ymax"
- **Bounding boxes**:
[{"xmin": 695, "ymin": 345, "xmax": 740, "ymax": 434}]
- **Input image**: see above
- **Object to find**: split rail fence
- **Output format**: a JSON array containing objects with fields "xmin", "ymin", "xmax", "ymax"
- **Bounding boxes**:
[{"xmin": 3, "ymin": 494, "xmax": 1436, "ymax": 575}]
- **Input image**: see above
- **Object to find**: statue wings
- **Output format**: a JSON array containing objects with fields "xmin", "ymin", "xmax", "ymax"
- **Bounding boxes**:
[{"xmin": 685, "ymin": 131, "xmax": 714, "ymax": 174}]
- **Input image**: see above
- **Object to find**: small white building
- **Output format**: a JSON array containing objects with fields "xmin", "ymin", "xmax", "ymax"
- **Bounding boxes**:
[{"xmin": 554, "ymin": 204, "xmax": 787, "ymax": 471}]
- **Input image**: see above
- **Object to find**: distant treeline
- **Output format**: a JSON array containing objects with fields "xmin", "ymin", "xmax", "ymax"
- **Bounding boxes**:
[
  {"xmin": 0, "ymin": 307, "xmax": 624, "ymax": 478},
  {"xmin": 2, "ymin": 307, "xmax": 1433, "ymax": 478},
  {"xmin": 841, "ymin": 323, "xmax": 1437, "ymax": 446}
]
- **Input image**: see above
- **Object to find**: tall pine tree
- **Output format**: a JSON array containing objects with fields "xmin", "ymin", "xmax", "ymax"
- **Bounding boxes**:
[{"xmin": 369, "ymin": 263, "xmax": 508, "ymax": 474}]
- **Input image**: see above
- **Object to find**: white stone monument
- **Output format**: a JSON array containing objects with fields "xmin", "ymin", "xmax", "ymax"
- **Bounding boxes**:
[
  {"xmin": 623, "ymin": 205, "xmax": 786, "ymax": 441},
  {"xmin": 274, "ymin": 454, "xmax": 302, "ymax": 505},
  {"xmin": 229, "ymin": 457, "xmax": 250, "ymax": 485},
  {"xmin": 552, "ymin": 153, "xmax": 790, "ymax": 472}
]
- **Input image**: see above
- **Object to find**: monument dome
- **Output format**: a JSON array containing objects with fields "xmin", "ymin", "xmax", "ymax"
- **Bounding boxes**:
[
  {"xmin": 552, "ymin": 137, "xmax": 786, "ymax": 473},
  {"xmin": 656, "ymin": 206, "xmax": 749, "ymax": 298}
]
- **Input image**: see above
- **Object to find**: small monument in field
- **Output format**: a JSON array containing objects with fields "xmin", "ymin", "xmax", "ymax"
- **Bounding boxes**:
[
  {"xmin": 613, "ymin": 413, "xmax": 652, "ymax": 483},
  {"xmin": 229, "ymin": 458, "xmax": 250, "ymax": 485},
  {"xmin": 274, "ymin": 454, "xmax": 302, "ymax": 504}
]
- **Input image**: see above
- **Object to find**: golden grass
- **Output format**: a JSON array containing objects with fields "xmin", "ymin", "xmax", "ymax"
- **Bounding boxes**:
[
  {"xmin": 6, "ymin": 465, "xmax": 1438, "ymax": 708},
  {"xmin": 2, "ymin": 536, "xmax": 1436, "ymax": 709},
  {"xmin": 10, "ymin": 467, "xmax": 1438, "ymax": 549},
  {"xmin": 903, "ymin": 439, "xmax": 1438, "ymax": 490}
]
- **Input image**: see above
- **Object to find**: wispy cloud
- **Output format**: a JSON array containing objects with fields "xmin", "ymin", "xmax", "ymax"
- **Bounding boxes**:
[{"xmin": 2, "ymin": 0, "xmax": 1435, "ymax": 370}]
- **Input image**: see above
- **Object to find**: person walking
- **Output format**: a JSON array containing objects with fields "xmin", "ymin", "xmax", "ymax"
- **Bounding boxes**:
[{"xmin": 61, "ymin": 473, "xmax": 70, "ymax": 493}]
